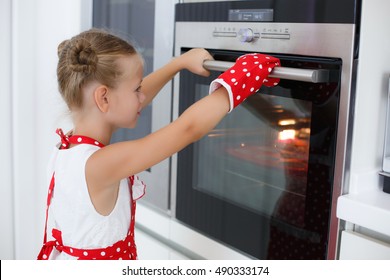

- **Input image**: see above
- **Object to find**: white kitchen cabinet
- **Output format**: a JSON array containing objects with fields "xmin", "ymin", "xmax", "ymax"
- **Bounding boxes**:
[
  {"xmin": 136, "ymin": 204, "xmax": 251, "ymax": 260},
  {"xmin": 135, "ymin": 228, "xmax": 189, "ymax": 260},
  {"xmin": 336, "ymin": 0, "xmax": 390, "ymax": 260},
  {"xmin": 339, "ymin": 231, "xmax": 390, "ymax": 260}
]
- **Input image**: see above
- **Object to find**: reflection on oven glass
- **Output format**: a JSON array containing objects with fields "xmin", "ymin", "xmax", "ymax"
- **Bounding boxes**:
[{"xmin": 193, "ymin": 84, "xmax": 311, "ymax": 220}]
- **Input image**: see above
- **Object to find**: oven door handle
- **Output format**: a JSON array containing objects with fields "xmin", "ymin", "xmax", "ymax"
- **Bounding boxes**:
[{"xmin": 203, "ymin": 60, "xmax": 329, "ymax": 83}]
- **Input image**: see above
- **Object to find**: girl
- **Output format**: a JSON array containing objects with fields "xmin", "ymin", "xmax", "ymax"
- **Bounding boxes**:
[{"xmin": 37, "ymin": 28, "xmax": 280, "ymax": 260}]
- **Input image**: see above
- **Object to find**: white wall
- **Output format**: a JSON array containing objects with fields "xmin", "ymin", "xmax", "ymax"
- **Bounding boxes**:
[
  {"xmin": 0, "ymin": 0, "xmax": 14, "ymax": 260},
  {"xmin": 0, "ymin": 0, "xmax": 91, "ymax": 259}
]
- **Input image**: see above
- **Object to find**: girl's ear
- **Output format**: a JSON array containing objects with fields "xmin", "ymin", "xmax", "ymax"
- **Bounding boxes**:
[{"xmin": 93, "ymin": 85, "xmax": 110, "ymax": 113}]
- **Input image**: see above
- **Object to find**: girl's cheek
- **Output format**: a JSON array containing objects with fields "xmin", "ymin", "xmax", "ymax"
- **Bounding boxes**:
[{"xmin": 138, "ymin": 92, "xmax": 146, "ymax": 103}]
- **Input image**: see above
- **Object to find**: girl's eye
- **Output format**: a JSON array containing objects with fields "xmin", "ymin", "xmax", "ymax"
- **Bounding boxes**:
[{"xmin": 136, "ymin": 85, "xmax": 142, "ymax": 92}]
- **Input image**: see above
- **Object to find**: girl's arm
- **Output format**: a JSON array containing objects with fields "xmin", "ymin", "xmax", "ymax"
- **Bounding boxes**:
[
  {"xmin": 86, "ymin": 87, "xmax": 229, "ymax": 188},
  {"xmin": 140, "ymin": 48, "xmax": 212, "ymax": 108}
]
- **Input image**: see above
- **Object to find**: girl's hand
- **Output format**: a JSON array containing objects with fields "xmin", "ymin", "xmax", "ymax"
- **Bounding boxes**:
[
  {"xmin": 178, "ymin": 48, "xmax": 213, "ymax": 77},
  {"xmin": 140, "ymin": 48, "xmax": 213, "ymax": 108}
]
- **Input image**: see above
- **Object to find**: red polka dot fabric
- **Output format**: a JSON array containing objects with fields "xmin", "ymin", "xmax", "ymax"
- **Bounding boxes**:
[{"xmin": 209, "ymin": 53, "xmax": 281, "ymax": 112}]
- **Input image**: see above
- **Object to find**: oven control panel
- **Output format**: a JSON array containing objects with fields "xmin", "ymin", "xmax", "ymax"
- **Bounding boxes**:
[{"xmin": 213, "ymin": 26, "xmax": 291, "ymax": 42}]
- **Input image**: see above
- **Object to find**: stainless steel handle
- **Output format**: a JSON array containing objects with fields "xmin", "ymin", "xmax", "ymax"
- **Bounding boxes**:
[{"xmin": 203, "ymin": 60, "xmax": 329, "ymax": 83}]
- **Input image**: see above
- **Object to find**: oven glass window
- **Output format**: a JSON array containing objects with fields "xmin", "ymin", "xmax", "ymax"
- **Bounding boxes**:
[{"xmin": 193, "ymin": 84, "xmax": 312, "ymax": 218}]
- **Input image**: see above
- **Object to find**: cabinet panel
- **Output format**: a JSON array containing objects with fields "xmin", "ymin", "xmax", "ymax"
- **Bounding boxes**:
[
  {"xmin": 339, "ymin": 230, "xmax": 390, "ymax": 259},
  {"xmin": 135, "ymin": 228, "xmax": 189, "ymax": 260}
]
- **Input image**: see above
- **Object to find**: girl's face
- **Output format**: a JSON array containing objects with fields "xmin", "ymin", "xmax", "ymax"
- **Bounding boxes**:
[{"xmin": 108, "ymin": 55, "xmax": 145, "ymax": 129}]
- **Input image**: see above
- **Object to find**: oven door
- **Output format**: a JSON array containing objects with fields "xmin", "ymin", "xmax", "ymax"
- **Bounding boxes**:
[{"xmin": 175, "ymin": 49, "xmax": 342, "ymax": 259}]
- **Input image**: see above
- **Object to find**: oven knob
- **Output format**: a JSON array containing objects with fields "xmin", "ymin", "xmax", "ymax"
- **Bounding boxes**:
[{"xmin": 238, "ymin": 28, "xmax": 255, "ymax": 42}]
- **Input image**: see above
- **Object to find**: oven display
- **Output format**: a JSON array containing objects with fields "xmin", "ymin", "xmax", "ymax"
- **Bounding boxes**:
[{"xmin": 228, "ymin": 9, "xmax": 274, "ymax": 22}]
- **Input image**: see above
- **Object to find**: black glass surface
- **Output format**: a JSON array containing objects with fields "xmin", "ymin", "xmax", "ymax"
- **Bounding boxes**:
[{"xmin": 175, "ymin": 0, "xmax": 361, "ymax": 24}]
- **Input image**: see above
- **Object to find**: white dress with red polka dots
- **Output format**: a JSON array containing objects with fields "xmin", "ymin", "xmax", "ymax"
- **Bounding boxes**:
[{"xmin": 38, "ymin": 130, "xmax": 145, "ymax": 260}]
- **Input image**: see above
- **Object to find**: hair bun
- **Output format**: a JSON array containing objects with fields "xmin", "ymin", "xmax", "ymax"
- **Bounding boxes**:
[
  {"xmin": 57, "ymin": 40, "xmax": 70, "ymax": 58},
  {"xmin": 68, "ymin": 38, "xmax": 98, "ymax": 74}
]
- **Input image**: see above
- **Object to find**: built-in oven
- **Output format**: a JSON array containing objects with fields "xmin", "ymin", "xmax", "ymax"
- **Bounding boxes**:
[{"xmin": 171, "ymin": 0, "xmax": 360, "ymax": 259}]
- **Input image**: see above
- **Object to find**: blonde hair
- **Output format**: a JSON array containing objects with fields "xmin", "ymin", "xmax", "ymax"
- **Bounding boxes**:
[{"xmin": 57, "ymin": 28, "xmax": 138, "ymax": 109}]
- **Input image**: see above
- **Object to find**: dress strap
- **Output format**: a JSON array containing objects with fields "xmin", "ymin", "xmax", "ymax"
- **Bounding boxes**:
[
  {"xmin": 128, "ymin": 176, "xmax": 136, "ymax": 237},
  {"xmin": 41, "ymin": 174, "xmax": 55, "ymax": 244},
  {"xmin": 56, "ymin": 128, "xmax": 105, "ymax": 149}
]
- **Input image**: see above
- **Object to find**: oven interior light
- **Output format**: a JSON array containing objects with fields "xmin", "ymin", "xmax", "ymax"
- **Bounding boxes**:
[
  {"xmin": 278, "ymin": 129, "xmax": 296, "ymax": 141},
  {"xmin": 278, "ymin": 119, "xmax": 297, "ymax": 126},
  {"xmin": 301, "ymin": 128, "xmax": 311, "ymax": 136}
]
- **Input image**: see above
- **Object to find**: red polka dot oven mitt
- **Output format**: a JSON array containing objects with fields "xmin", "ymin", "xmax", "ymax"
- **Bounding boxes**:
[{"xmin": 209, "ymin": 53, "xmax": 281, "ymax": 112}]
